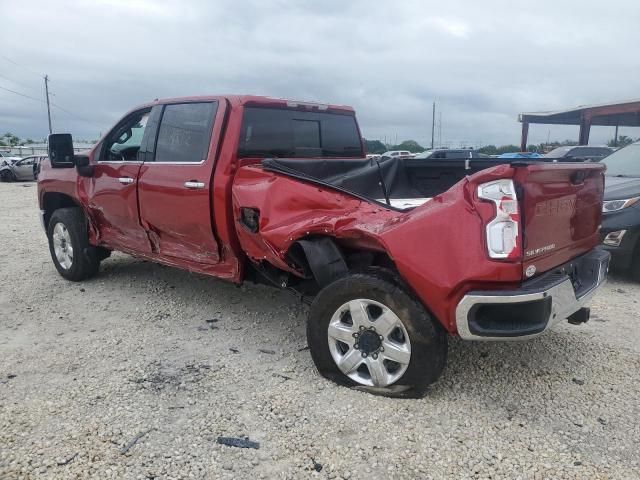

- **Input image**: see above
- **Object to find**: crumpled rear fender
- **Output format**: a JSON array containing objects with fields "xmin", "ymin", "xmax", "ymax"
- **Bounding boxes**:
[{"xmin": 231, "ymin": 164, "xmax": 523, "ymax": 333}]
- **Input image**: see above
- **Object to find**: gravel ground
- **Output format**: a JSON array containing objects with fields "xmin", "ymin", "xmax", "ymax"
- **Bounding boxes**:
[{"xmin": 1, "ymin": 182, "xmax": 639, "ymax": 480}]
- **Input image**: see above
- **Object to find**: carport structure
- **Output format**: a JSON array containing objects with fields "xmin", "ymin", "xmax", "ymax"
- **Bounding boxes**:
[{"xmin": 518, "ymin": 99, "xmax": 640, "ymax": 151}]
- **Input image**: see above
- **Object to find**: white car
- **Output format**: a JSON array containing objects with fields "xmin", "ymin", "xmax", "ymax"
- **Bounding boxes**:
[{"xmin": 381, "ymin": 150, "xmax": 414, "ymax": 159}]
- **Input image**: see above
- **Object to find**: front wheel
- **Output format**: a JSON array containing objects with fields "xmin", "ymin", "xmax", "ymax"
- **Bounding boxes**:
[
  {"xmin": 47, "ymin": 208, "xmax": 100, "ymax": 281},
  {"xmin": 0, "ymin": 170, "xmax": 15, "ymax": 182},
  {"xmin": 307, "ymin": 270, "xmax": 448, "ymax": 398}
]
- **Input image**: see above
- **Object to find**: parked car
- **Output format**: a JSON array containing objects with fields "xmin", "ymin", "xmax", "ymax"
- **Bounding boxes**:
[
  {"xmin": 544, "ymin": 145, "xmax": 613, "ymax": 162},
  {"xmin": 39, "ymin": 95, "xmax": 609, "ymax": 397},
  {"xmin": 0, "ymin": 151, "xmax": 22, "ymax": 165},
  {"xmin": 497, "ymin": 152, "xmax": 543, "ymax": 159},
  {"xmin": 413, "ymin": 149, "xmax": 489, "ymax": 160},
  {"xmin": 381, "ymin": 150, "xmax": 413, "ymax": 159},
  {"xmin": 0, "ymin": 155, "xmax": 46, "ymax": 181},
  {"xmin": 599, "ymin": 142, "xmax": 640, "ymax": 280}
]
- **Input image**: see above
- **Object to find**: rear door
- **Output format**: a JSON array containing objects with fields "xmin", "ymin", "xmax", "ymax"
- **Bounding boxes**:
[
  {"xmin": 137, "ymin": 101, "xmax": 221, "ymax": 264},
  {"xmin": 515, "ymin": 163, "xmax": 605, "ymax": 276}
]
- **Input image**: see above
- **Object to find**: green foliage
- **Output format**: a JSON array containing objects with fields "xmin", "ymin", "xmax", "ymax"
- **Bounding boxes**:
[
  {"xmin": 478, "ymin": 145, "xmax": 497, "ymax": 155},
  {"xmin": 363, "ymin": 139, "xmax": 386, "ymax": 154},
  {"xmin": 389, "ymin": 140, "xmax": 425, "ymax": 153},
  {"xmin": 1, "ymin": 132, "xmax": 21, "ymax": 146},
  {"xmin": 607, "ymin": 135, "xmax": 635, "ymax": 147}
]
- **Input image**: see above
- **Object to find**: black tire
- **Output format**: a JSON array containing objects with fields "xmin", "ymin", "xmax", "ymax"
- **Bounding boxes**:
[
  {"xmin": 47, "ymin": 208, "xmax": 100, "ymax": 281},
  {"xmin": 0, "ymin": 170, "xmax": 15, "ymax": 182},
  {"xmin": 307, "ymin": 269, "xmax": 448, "ymax": 398}
]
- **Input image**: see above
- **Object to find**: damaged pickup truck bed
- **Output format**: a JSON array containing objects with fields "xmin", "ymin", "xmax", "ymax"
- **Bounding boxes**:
[{"xmin": 39, "ymin": 95, "xmax": 610, "ymax": 397}]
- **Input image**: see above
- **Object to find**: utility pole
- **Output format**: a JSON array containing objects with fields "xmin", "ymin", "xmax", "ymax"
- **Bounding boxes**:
[
  {"xmin": 438, "ymin": 111, "xmax": 442, "ymax": 147},
  {"xmin": 431, "ymin": 101, "xmax": 436, "ymax": 149},
  {"xmin": 44, "ymin": 74, "xmax": 52, "ymax": 134}
]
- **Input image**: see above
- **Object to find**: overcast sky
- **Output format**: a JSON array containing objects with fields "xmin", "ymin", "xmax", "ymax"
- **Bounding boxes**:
[{"xmin": 1, "ymin": 0, "xmax": 639, "ymax": 147}]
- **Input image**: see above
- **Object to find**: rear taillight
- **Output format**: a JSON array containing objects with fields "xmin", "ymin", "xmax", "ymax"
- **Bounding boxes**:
[{"xmin": 478, "ymin": 179, "xmax": 521, "ymax": 260}]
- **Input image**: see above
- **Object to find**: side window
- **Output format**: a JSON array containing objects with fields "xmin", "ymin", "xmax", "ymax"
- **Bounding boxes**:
[
  {"xmin": 154, "ymin": 102, "xmax": 217, "ymax": 163},
  {"xmin": 103, "ymin": 109, "xmax": 150, "ymax": 161}
]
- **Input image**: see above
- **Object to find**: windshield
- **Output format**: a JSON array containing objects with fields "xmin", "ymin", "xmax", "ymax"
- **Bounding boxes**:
[
  {"xmin": 601, "ymin": 143, "xmax": 640, "ymax": 177},
  {"xmin": 544, "ymin": 146, "xmax": 573, "ymax": 157}
]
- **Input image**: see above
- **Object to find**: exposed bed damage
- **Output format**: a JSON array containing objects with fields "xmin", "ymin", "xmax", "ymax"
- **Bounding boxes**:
[{"xmin": 232, "ymin": 163, "xmax": 531, "ymax": 333}]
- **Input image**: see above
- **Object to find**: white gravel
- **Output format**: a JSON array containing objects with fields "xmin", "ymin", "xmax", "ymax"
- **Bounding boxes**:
[{"xmin": 1, "ymin": 182, "xmax": 639, "ymax": 479}]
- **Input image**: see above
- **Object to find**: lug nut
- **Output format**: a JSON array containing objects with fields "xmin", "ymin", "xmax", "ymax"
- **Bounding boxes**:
[
  {"xmin": 361, "ymin": 352, "xmax": 367, "ymax": 358},
  {"xmin": 372, "ymin": 353, "xmax": 378, "ymax": 360},
  {"xmin": 354, "ymin": 343, "xmax": 359, "ymax": 350}
]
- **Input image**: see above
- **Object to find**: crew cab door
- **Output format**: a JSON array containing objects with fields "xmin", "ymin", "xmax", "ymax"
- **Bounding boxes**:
[
  {"xmin": 85, "ymin": 108, "xmax": 152, "ymax": 253},
  {"xmin": 137, "ymin": 101, "xmax": 221, "ymax": 264},
  {"xmin": 13, "ymin": 157, "xmax": 34, "ymax": 180}
]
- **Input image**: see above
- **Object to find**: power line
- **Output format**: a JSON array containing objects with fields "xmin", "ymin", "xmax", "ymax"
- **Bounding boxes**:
[
  {"xmin": 0, "ymin": 72, "xmax": 42, "ymax": 93},
  {"xmin": 0, "ymin": 55, "xmax": 43, "ymax": 78},
  {"xmin": 0, "ymin": 84, "xmax": 45, "ymax": 104},
  {"xmin": 0, "ymin": 83, "xmax": 102, "ymax": 128}
]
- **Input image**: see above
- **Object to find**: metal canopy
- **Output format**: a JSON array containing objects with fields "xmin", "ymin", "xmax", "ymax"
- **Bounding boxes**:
[{"xmin": 518, "ymin": 99, "xmax": 640, "ymax": 150}]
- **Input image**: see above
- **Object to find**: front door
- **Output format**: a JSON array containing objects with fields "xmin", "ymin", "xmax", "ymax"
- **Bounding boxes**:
[
  {"xmin": 85, "ymin": 108, "xmax": 152, "ymax": 253},
  {"xmin": 13, "ymin": 157, "xmax": 35, "ymax": 180},
  {"xmin": 137, "ymin": 101, "xmax": 220, "ymax": 264}
]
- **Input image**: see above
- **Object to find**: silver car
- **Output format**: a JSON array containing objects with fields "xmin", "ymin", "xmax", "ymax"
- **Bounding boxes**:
[{"xmin": 0, "ymin": 155, "xmax": 47, "ymax": 182}]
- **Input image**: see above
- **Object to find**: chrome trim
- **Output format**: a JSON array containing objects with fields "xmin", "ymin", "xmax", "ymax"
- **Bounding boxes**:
[
  {"xmin": 118, "ymin": 177, "xmax": 134, "ymax": 185},
  {"xmin": 143, "ymin": 160, "xmax": 206, "ymax": 165},
  {"xmin": 455, "ymin": 257, "xmax": 609, "ymax": 341},
  {"xmin": 184, "ymin": 181, "xmax": 205, "ymax": 189},
  {"xmin": 97, "ymin": 161, "xmax": 143, "ymax": 165}
]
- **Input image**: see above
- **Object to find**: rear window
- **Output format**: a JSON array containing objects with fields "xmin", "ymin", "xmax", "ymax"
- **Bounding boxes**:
[{"xmin": 238, "ymin": 107, "xmax": 362, "ymax": 158}]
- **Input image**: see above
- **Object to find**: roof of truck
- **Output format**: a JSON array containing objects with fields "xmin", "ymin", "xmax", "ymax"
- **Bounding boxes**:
[{"xmin": 145, "ymin": 95, "xmax": 355, "ymax": 113}]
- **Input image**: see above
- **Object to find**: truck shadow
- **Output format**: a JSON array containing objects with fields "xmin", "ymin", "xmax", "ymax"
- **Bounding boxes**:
[{"xmin": 97, "ymin": 254, "xmax": 627, "ymax": 404}]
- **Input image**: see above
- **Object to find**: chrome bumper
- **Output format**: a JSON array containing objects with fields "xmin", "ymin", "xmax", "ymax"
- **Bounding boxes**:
[{"xmin": 455, "ymin": 250, "xmax": 610, "ymax": 341}]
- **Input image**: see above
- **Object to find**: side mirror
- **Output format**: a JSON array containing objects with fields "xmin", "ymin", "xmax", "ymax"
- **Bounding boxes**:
[
  {"xmin": 74, "ymin": 154, "xmax": 94, "ymax": 177},
  {"xmin": 48, "ymin": 134, "xmax": 75, "ymax": 168}
]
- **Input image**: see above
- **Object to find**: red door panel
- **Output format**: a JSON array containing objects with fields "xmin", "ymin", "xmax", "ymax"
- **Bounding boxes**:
[
  {"xmin": 86, "ymin": 162, "xmax": 151, "ymax": 253},
  {"xmin": 136, "ymin": 101, "xmax": 222, "ymax": 266},
  {"xmin": 137, "ymin": 163, "xmax": 219, "ymax": 264}
]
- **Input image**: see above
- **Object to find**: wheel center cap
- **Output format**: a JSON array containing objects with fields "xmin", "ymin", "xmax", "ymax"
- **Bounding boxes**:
[{"xmin": 357, "ymin": 329, "xmax": 382, "ymax": 354}]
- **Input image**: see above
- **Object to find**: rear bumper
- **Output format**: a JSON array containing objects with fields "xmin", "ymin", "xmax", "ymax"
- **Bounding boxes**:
[{"xmin": 455, "ymin": 249, "xmax": 610, "ymax": 340}]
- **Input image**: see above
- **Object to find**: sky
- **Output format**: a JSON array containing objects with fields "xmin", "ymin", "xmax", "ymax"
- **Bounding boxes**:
[{"xmin": 1, "ymin": 0, "xmax": 639, "ymax": 147}]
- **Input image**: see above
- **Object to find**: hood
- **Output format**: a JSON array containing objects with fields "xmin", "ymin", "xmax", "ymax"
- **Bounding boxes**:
[{"xmin": 604, "ymin": 176, "xmax": 640, "ymax": 200}]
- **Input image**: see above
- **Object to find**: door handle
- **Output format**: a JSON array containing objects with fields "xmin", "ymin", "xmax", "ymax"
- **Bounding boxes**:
[
  {"xmin": 184, "ymin": 181, "xmax": 205, "ymax": 189},
  {"xmin": 118, "ymin": 177, "xmax": 134, "ymax": 185}
]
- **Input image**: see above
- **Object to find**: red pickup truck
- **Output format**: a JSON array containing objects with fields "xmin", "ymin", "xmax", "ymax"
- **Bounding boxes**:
[{"xmin": 39, "ymin": 95, "xmax": 610, "ymax": 397}]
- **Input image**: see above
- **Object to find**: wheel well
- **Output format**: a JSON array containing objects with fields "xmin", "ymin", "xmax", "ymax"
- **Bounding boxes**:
[
  {"xmin": 286, "ymin": 235, "xmax": 399, "ymax": 290},
  {"xmin": 42, "ymin": 192, "xmax": 81, "ymax": 229}
]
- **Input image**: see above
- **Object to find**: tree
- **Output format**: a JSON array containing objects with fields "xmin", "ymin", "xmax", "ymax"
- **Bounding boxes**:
[
  {"xmin": 495, "ymin": 144, "xmax": 521, "ymax": 155},
  {"xmin": 478, "ymin": 145, "xmax": 497, "ymax": 155},
  {"xmin": 363, "ymin": 139, "xmax": 386, "ymax": 154},
  {"xmin": 387, "ymin": 139, "xmax": 425, "ymax": 153},
  {"xmin": 607, "ymin": 135, "xmax": 634, "ymax": 147},
  {"xmin": 1, "ymin": 132, "xmax": 20, "ymax": 146}
]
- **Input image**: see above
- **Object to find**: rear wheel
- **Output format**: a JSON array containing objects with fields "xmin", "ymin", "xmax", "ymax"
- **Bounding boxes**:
[
  {"xmin": 307, "ymin": 270, "xmax": 448, "ymax": 397},
  {"xmin": 47, "ymin": 208, "xmax": 100, "ymax": 281}
]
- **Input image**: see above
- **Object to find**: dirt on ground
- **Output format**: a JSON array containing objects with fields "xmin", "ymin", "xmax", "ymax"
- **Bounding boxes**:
[{"xmin": 1, "ymin": 182, "xmax": 639, "ymax": 479}]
